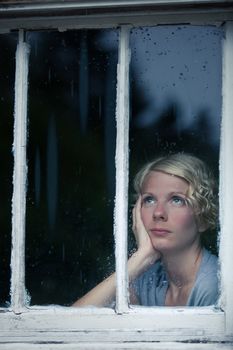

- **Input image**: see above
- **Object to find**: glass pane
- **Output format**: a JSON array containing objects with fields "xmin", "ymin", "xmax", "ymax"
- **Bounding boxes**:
[
  {"xmin": 26, "ymin": 29, "xmax": 118, "ymax": 306},
  {"xmin": 0, "ymin": 33, "xmax": 17, "ymax": 306},
  {"xmin": 129, "ymin": 25, "xmax": 223, "ymax": 307}
]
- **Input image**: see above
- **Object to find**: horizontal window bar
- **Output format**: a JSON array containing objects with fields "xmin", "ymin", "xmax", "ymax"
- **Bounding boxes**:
[
  {"xmin": 0, "ymin": 0, "xmax": 230, "ymax": 12},
  {"xmin": 0, "ymin": 308, "xmax": 227, "ymax": 342},
  {"xmin": 0, "ymin": 0, "xmax": 232, "ymax": 19}
]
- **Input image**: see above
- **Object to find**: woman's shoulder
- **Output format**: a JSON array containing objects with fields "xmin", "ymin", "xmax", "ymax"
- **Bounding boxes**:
[
  {"xmin": 200, "ymin": 248, "xmax": 219, "ymax": 275},
  {"xmin": 196, "ymin": 249, "xmax": 219, "ymax": 293},
  {"xmin": 187, "ymin": 249, "xmax": 219, "ymax": 306}
]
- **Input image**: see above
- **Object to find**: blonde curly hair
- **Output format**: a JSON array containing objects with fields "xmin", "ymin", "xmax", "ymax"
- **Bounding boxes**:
[{"xmin": 134, "ymin": 153, "xmax": 218, "ymax": 231}]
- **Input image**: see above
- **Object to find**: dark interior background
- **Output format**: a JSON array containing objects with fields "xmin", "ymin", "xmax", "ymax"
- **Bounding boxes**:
[{"xmin": 0, "ymin": 33, "xmax": 17, "ymax": 307}]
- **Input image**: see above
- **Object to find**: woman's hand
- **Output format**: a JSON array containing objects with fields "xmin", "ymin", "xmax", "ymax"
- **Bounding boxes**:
[
  {"xmin": 73, "ymin": 196, "xmax": 161, "ymax": 308},
  {"xmin": 127, "ymin": 196, "xmax": 161, "ymax": 284},
  {"xmin": 132, "ymin": 196, "xmax": 161, "ymax": 263}
]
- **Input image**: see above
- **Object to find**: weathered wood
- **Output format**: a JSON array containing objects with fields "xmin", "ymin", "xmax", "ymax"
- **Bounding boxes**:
[
  {"xmin": 11, "ymin": 30, "xmax": 29, "ymax": 313},
  {"xmin": 0, "ymin": 307, "xmax": 231, "ymax": 343},
  {"xmin": 115, "ymin": 26, "xmax": 130, "ymax": 313},
  {"xmin": 0, "ymin": 0, "xmax": 232, "ymax": 16},
  {"xmin": 0, "ymin": 0, "xmax": 230, "ymax": 5},
  {"xmin": 220, "ymin": 21, "xmax": 233, "ymax": 336},
  {"xmin": 0, "ymin": 2, "xmax": 232, "ymax": 349},
  {"xmin": 0, "ymin": 342, "xmax": 233, "ymax": 350}
]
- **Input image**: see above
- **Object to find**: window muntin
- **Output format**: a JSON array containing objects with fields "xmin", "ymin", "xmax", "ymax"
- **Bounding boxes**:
[
  {"xmin": 25, "ymin": 29, "xmax": 118, "ymax": 306},
  {"xmin": 0, "ymin": 33, "xmax": 17, "ymax": 307}
]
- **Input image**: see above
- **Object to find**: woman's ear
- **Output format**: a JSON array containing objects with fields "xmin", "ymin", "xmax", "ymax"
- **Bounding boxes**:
[{"xmin": 198, "ymin": 221, "xmax": 208, "ymax": 233}]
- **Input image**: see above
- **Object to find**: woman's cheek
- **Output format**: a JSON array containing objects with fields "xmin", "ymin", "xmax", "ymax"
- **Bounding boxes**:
[{"xmin": 174, "ymin": 210, "xmax": 196, "ymax": 230}]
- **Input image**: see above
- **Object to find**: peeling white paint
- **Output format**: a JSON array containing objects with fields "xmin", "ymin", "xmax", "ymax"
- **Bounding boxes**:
[
  {"xmin": 0, "ymin": 343, "xmax": 233, "ymax": 350},
  {"xmin": 219, "ymin": 21, "xmax": 233, "ymax": 336},
  {"xmin": 114, "ymin": 26, "xmax": 131, "ymax": 314},
  {"xmin": 0, "ymin": 306, "xmax": 228, "ymax": 344},
  {"xmin": 10, "ymin": 30, "xmax": 30, "ymax": 314},
  {"xmin": 0, "ymin": 2, "xmax": 233, "ymax": 348}
]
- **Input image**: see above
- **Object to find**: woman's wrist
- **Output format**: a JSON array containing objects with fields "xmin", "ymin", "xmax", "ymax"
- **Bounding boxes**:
[{"xmin": 127, "ymin": 248, "xmax": 160, "ymax": 282}]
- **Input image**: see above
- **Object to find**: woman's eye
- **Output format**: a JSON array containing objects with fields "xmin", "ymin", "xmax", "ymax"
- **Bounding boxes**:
[
  {"xmin": 142, "ymin": 196, "xmax": 155, "ymax": 207},
  {"xmin": 171, "ymin": 196, "xmax": 186, "ymax": 206}
]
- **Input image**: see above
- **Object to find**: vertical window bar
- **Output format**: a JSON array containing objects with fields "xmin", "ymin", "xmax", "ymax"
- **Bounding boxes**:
[
  {"xmin": 114, "ymin": 26, "xmax": 131, "ymax": 313},
  {"xmin": 10, "ymin": 30, "xmax": 29, "ymax": 313},
  {"xmin": 219, "ymin": 22, "xmax": 233, "ymax": 336}
]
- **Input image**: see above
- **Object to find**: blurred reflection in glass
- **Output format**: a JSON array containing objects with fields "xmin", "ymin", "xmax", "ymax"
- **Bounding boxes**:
[
  {"xmin": 129, "ymin": 25, "xmax": 223, "ymax": 256},
  {"xmin": 26, "ymin": 29, "xmax": 118, "ymax": 305}
]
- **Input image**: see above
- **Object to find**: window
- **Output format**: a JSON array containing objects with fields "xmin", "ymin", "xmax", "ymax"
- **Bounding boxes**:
[{"xmin": 0, "ymin": 1, "xmax": 233, "ymax": 348}]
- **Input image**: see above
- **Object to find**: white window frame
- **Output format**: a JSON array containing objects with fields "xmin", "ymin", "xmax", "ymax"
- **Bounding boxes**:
[{"xmin": 0, "ymin": 1, "xmax": 233, "ymax": 348}]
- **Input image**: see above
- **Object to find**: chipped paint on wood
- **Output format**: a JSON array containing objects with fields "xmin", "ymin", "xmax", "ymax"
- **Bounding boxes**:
[
  {"xmin": 0, "ymin": 2, "xmax": 232, "ymax": 349},
  {"xmin": 10, "ymin": 30, "xmax": 29, "ymax": 314},
  {"xmin": 114, "ymin": 26, "xmax": 130, "ymax": 313},
  {"xmin": 219, "ymin": 21, "xmax": 233, "ymax": 336}
]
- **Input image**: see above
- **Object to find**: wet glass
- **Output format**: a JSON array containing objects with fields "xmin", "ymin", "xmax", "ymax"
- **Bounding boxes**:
[
  {"xmin": 0, "ymin": 33, "xmax": 17, "ymax": 306},
  {"xmin": 128, "ymin": 25, "xmax": 223, "ymax": 307},
  {"xmin": 26, "ymin": 29, "xmax": 118, "ymax": 306},
  {"xmin": 129, "ymin": 25, "xmax": 223, "ymax": 256}
]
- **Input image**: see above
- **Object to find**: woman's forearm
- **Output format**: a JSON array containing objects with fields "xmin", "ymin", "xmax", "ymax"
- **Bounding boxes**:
[
  {"xmin": 72, "ymin": 197, "xmax": 161, "ymax": 308},
  {"xmin": 128, "ymin": 248, "xmax": 159, "ymax": 281},
  {"xmin": 72, "ymin": 272, "xmax": 116, "ymax": 307},
  {"xmin": 72, "ymin": 249, "xmax": 159, "ymax": 308}
]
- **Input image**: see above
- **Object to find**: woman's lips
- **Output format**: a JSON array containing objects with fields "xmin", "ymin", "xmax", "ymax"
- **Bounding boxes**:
[{"xmin": 150, "ymin": 228, "xmax": 171, "ymax": 236}]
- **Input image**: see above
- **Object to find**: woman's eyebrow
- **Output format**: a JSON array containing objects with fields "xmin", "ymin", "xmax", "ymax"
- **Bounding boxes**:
[
  {"xmin": 141, "ymin": 190, "xmax": 189, "ymax": 198},
  {"xmin": 169, "ymin": 191, "xmax": 188, "ymax": 197},
  {"xmin": 151, "ymin": 191, "xmax": 188, "ymax": 198}
]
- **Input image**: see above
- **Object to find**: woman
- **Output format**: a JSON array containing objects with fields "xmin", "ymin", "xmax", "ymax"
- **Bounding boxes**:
[{"xmin": 73, "ymin": 153, "xmax": 219, "ymax": 307}]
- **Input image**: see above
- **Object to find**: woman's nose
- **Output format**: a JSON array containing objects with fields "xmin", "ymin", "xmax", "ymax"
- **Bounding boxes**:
[{"xmin": 152, "ymin": 202, "xmax": 168, "ymax": 221}]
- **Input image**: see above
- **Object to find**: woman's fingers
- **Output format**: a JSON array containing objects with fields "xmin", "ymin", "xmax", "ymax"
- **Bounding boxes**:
[
  {"xmin": 134, "ymin": 196, "xmax": 142, "ymax": 227},
  {"xmin": 132, "ymin": 196, "xmax": 149, "ymax": 247},
  {"xmin": 132, "ymin": 195, "xmax": 161, "ymax": 264},
  {"xmin": 132, "ymin": 203, "xmax": 136, "ymax": 234},
  {"xmin": 132, "ymin": 197, "xmax": 142, "ymax": 240}
]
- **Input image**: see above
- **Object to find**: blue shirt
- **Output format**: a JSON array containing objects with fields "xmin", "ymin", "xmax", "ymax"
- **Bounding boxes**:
[{"xmin": 133, "ymin": 249, "xmax": 219, "ymax": 306}]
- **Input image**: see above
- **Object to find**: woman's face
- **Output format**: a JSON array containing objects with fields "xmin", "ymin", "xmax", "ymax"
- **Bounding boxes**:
[{"xmin": 140, "ymin": 170, "xmax": 200, "ymax": 255}]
